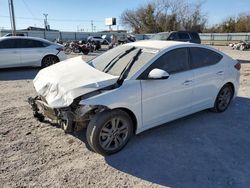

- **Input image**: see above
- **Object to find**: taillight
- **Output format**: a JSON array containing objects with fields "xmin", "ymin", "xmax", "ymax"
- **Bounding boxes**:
[
  {"xmin": 56, "ymin": 47, "xmax": 64, "ymax": 51},
  {"xmin": 234, "ymin": 62, "xmax": 241, "ymax": 71}
]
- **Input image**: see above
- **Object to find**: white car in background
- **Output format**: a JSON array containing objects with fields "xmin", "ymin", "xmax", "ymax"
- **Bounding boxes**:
[
  {"xmin": 0, "ymin": 36, "xmax": 66, "ymax": 68},
  {"xmin": 29, "ymin": 40, "xmax": 240, "ymax": 155}
]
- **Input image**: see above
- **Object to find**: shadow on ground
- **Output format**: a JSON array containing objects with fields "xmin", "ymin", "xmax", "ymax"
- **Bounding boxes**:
[
  {"xmin": 99, "ymin": 97, "xmax": 250, "ymax": 187},
  {"xmin": 0, "ymin": 67, "xmax": 40, "ymax": 81}
]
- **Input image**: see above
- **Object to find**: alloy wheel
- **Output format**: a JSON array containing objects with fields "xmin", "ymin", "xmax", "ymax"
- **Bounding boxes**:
[
  {"xmin": 217, "ymin": 87, "xmax": 232, "ymax": 111},
  {"xmin": 99, "ymin": 117, "xmax": 129, "ymax": 151}
]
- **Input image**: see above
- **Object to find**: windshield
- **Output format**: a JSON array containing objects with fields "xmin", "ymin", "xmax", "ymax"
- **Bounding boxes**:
[
  {"xmin": 151, "ymin": 32, "xmax": 170, "ymax": 40},
  {"xmin": 87, "ymin": 45, "xmax": 158, "ymax": 78}
]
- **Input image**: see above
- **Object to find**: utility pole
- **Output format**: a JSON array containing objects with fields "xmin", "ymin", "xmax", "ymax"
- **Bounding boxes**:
[
  {"xmin": 8, "ymin": 0, "xmax": 16, "ymax": 36},
  {"xmin": 43, "ymin": 13, "xmax": 48, "ymax": 30},
  {"xmin": 91, "ymin": 20, "xmax": 93, "ymax": 33}
]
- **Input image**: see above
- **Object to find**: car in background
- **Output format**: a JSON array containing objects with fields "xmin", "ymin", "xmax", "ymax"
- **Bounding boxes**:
[
  {"xmin": 0, "ymin": 36, "xmax": 66, "ymax": 69},
  {"xmin": 87, "ymin": 36, "xmax": 102, "ymax": 50},
  {"xmin": 29, "ymin": 40, "xmax": 240, "ymax": 155},
  {"xmin": 2, "ymin": 33, "xmax": 27, "ymax": 37},
  {"xmin": 151, "ymin": 31, "xmax": 201, "ymax": 44}
]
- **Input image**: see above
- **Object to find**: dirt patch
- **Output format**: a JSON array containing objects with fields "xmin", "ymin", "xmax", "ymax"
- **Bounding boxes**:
[{"xmin": 0, "ymin": 56, "xmax": 250, "ymax": 187}]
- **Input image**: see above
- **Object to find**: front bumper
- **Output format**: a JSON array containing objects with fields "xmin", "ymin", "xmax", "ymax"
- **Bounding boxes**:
[{"xmin": 28, "ymin": 96, "xmax": 57, "ymax": 121}]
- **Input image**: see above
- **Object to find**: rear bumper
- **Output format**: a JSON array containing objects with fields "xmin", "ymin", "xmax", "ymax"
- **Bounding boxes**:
[
  {"xmin": 57, "ymin": 51, "xmax": 67, "ymax": 61},
  {"xmin": 28, "ymin": 96, "xmax": 57, "ymax": 121}
]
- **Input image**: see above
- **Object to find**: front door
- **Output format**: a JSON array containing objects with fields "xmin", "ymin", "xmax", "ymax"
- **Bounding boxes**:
[
  {"xmin": 139, "ymin": 47, "xmax": 194, "ymax": 130},
  {"xmin": 0, "ymin": 39, "xmax": 21, "ymax": 68}
]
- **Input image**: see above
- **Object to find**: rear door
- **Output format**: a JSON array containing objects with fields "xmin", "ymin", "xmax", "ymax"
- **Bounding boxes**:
[
  {"xmin": 0, "ymin": 38, "xmax": 21, "ymax": 68},
  {"xmin": 16, "ymin": 39, "xmax": 48, "ymax": 67},
  {"xmin": 189, "ymin": 47, "xmax": 224, "ymax": 110},
  {"xmin": 139, "ymin": 47, "xmax": 194, "ymax": 130}
]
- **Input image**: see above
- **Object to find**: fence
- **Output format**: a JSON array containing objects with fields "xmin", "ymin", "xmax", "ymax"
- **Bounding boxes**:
[
  {"xmin": 1, "ymin": 29, "xmax": 250, "ymax": 42},
  {"xmin": 135, "ymin": 33, "xmax": 250, "ymax": 42},
  {"xmin": 0, "ymin": 29, "xmax": 127, "ymax": 42},
  {"xmin": 199, "ymin": 33, "xmax": 250, "ymax": 42}
]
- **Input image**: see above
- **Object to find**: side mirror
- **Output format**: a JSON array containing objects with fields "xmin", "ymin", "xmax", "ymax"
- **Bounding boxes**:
[{"xmin": 148, "ymin": 68, "xmax": 169, "ymax": 79}]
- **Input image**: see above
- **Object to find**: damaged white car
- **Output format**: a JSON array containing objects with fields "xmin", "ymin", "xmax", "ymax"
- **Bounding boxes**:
[{"xmin": 29, "ymin": 41, "xmax": 240, "ymax": 155}]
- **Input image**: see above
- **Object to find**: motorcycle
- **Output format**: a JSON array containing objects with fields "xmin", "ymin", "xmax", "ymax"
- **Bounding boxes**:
[{"xmin": 64, "ymin": 41, "xmax": 90, "ymax": 55}]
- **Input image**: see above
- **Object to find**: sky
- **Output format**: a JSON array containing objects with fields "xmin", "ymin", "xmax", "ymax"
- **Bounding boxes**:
[{"xmin": 0, "ymin": 0, "xmax": 250, "ymax": 32}]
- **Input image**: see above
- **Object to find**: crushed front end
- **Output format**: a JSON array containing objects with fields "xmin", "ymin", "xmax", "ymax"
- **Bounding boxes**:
[{"xmin": 28, "ymin": 95, "xmax": 108, "ymax": 133}]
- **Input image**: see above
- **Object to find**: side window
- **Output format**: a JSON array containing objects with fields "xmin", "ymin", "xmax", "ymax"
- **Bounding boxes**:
[
  {"xmin": 16, "ymin": 39, "xmax": 33, "ymax": 48},
  {"xmin": 16, "ymin": 39, "xmax": 47, "ymax": 48},
  {"xmin": 139, "ymin": 48, "xmax": 189, "ymax": 79},
  {"xmin": 33, "ymin": 40, "xmax": 49, "ymax": 47},
  {"xmin": 178, "ymin": 33, "xmax": 190, "ymax": 40},
  {"xmin": 0, "ymin": 39, "xmax": 16, "ymax": 49},
  {"xmin": 169, "ymin": 33, "xmax": 179, "ymax": 40},
  {"xmin": 190, "ymin": 47, "xmax": 223, "ymax": 68},
  {"xmin": 42, "ymin": 42, "xmax": 50, "ymax": 47}
]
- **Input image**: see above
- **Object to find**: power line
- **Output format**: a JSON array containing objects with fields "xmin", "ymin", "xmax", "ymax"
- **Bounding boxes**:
[
  {"xmin": 0, "ymin": 15, "xmax": 103, "ymax": 23},
  {"xmin": 21, "ymin": 0, "xmax": 40, "ymax": 21}
]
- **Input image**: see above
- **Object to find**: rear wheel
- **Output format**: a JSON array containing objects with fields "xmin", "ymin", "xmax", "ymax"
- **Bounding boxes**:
[
  {"xmin": 41, "ymin": 55, "xmax": 59, "ymax": 68},
  {"xmin": 86, "ymin": 109, "xmax": 133, "ymax": 155},
  {"xmin": 212, "ymin": 84, "xmax": 234, "ymax": 112}
]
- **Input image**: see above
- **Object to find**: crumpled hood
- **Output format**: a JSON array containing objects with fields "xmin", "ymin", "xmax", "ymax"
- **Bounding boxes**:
[{"xmin": 33, "ymin": 56, "xmax": 117, "ymax": 108}]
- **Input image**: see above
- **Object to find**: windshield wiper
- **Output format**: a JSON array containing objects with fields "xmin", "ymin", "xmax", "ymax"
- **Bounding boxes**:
[
  {"xmin": 102, "ymin": 46, "xmax": 136, "ymax": 73},
  {"xmin": 116, "ymin": 48, "xmax": 142, "ymax": 86}
]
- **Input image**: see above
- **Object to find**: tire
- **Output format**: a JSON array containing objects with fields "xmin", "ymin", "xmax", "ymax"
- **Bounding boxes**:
[
  {"xmin": 73, "ymin": 47, "xmax": 80, "ymax": 53},
  {"xmin": 60, "ymin": 119, "xmax": 73, "ymax": 133},
  {"xmin": 240, "ymin": 45, "xmax": 245, "ymax": 51},
  {"xmin": 64, "ymin": 47, "xmax": 72, "ymax": 55},
  {"xmin": 41, "ymin": 55, "xmax": 59, "ymax": 68},
  {"xmin": 86, "ymin": 109, "xmax": 133, "ymax": 155},
  {"xmin": 211, "ymin": 84, "xmax": 234, "ymax": 113}
]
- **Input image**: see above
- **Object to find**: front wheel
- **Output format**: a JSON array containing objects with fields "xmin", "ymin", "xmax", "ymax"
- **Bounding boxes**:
[
  {"xmin": 86, "ymin": 109, "xmax": 133, "ymax": 155},
  {"xmin": 64, "ymin": 47, "xmax": 72, "ymax": 55},
  {"xmin": 212, "ymin": 84, "xmax": 234, "ymax": 112}
]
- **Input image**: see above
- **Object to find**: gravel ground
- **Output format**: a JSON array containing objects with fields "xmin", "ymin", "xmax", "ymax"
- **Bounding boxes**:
[{"xmin": 0, "ymin": 46, "xmax": 250, "ymax": 188}]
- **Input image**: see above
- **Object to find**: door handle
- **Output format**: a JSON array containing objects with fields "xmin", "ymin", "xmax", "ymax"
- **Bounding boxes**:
[
  {"xmin": 216, "ymin": 71, "xmax": 224, "ymax": 75},
  {"xmin": 182, "ymin": 80, "xmax": 193, "ymax": 85}
]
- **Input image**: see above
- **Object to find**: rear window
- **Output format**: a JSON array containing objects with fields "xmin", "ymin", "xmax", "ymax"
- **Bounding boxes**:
[
  {"xmin": 151, "ymin": 33, "xmax": 171, "ymax": 40},
  {"xmin": 190, "ymin": 47, "xmax": 223, "ymax": 68},
  {"xmin": 189, "ymin": 32, "xmax": 200, "ymax": 40},
  {"xmin": 178, "ymin": 33, "xmax": 190, "ymax": 40}
]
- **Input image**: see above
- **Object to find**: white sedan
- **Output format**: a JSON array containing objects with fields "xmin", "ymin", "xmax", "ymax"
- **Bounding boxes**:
[
  {"xmin": 29, "ymin": 40, "xmax": 240, "ymax": 155},
  {"xmin": 0, "ymin": 36, "xmax": 66, "ymax": 68}
]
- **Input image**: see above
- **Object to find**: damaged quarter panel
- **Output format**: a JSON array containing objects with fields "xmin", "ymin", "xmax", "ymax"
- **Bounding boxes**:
[{"xmin": 79, "ymin": 80, "xmax": 142, "ymax": 134}]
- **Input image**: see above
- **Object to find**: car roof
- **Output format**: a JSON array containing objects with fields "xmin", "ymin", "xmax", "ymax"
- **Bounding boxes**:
[
  {"xmin": 0, "ymin": 36, "xmax": 52, "ymax": 43},
  {"xmin": 125, "ymin": 40, "xmax": 201, "ymax": 50}
]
